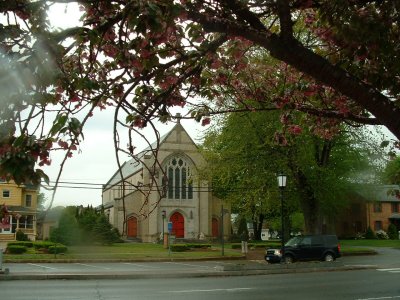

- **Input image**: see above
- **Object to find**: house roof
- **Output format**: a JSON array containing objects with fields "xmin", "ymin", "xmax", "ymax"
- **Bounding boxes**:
[
  {"xmin": 389, "ymin": 213, "xmax": 400, "ymax": 219},
  {"xmin": 103, "ymin": 123, "xmax": 194, "ymax": 190},
  {"xmin": 37, "ymin": 206, "xmax": 64, "ymax": 222},
  {"xmin": 355, "ymin": 185, "xmax": 400, "ymax": 202},
  {"xmin": 6, "ymin": 206, "xmax": 37, "ymax": 214}
]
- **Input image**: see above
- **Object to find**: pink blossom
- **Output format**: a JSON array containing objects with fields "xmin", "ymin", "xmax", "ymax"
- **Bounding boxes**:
[{"xmin": 201, "ymin": 118, "xmax": 211, "ymax": 126}]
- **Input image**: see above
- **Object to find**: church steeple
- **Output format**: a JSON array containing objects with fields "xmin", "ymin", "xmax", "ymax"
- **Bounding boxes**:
[{"xmin": 175, "ymin": 113, "xmax": 181, "ymax": 124}]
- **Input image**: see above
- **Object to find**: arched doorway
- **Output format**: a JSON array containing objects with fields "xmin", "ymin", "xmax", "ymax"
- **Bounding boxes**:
[
  {"xmin": 127, "ymin": 216, "xmax": 138, "ymax": 238},
  {"xmin": 212, "ymin": 218, "xmax": 219, "ymax": 238},
  {"xmin": 170, "ymin": 212, "xmax": 184, "ymax": 238}
]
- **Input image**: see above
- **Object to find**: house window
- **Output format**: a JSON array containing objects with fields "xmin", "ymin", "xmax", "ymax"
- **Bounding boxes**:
[
  {"xmin": 19, "ymin": 215, "xmax": 33, "ymax": 229},
  {"xmin": 392, "ymin": 203, "xmax": 399, "ymax": 213},
  {"xmin": 2, "ymin": 190, "xmax": 10, "ymax": 198},
  {"xmin": 25, "ymin": 195, "xmax": 32, "ymax": 207},
  {"xmin": 373, "ymin": 203, "xmax": 382, "ymax": 213},
  {"xmin": 374, "ymin": 221, "xmax": 382, "ymax": 231},
  {"xmin": 164, "ymin": 156, "xmax": 194, "ymax": 200}
]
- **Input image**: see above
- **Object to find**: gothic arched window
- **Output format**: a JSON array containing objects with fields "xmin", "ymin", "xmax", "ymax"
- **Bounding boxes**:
[{"xmin": 163, "ymin": 156, "xmax": 193, "ymax": 200}]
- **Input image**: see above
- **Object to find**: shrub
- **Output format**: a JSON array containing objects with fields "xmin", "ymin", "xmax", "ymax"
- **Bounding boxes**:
[
  {"xmin": 7, "ymin": 241, "xmax": 33, "ymax": 248},
  {"xmin": 186, "ymin": 243, "xmax": 211, "ymax": 249},
  {"xmin": 376, "ymin": 230, "xmax": 389, "ymax": 240},
  {"xmin": 7, "ymin": 245, "xmax": 27, "ymax": 254},
  {"xmin": 387, "ymin": 224, "xmax": 398, "ymax": 240},
  {"xmin": 365, "ymin": 227, "xmax": 376, "ymax": 239},
  {"xmin": 48, "ymin": 245, "xmax": 68, "ymax": 254},
  {"xmin": 16, "ymin": 230, "xmax": 29, "ymax": 241},
  {"xmin": 170, "ymin": 244, "xmax": 190, "ymax": 252},
  {"xmin": 33, "ymin": 241, "xmax": 56, "ymax": 250}
]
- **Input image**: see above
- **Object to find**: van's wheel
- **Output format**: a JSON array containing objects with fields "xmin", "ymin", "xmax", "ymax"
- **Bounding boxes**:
[
  {"xmin": 283, "ymin": 255, "xmax": 294, "ymax": 264},
  {"xmin": 323, "ymin": 253, "xmax": 335, "ymax": 262}
]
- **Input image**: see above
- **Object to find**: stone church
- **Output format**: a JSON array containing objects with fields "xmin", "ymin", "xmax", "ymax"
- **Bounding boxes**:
[{"xmin": 102, "ymin": 121, "xmax": 231, "ymax": 242}]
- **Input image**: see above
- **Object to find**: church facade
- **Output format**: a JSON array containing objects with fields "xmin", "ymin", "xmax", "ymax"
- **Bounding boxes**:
[{"xmin": 102, "ymin": 122, "xmax": 231, "ymax": 243}]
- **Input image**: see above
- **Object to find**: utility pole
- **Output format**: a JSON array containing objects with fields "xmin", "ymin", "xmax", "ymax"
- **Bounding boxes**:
[{"xmin": 221, "ymin": 204, "xmax": 224, "ymax": 256}]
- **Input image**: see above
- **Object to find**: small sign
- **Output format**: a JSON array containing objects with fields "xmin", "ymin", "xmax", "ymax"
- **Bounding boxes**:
[{"xmin": 167, "ymin": 222, "xmax": 173, "ymax": 233}]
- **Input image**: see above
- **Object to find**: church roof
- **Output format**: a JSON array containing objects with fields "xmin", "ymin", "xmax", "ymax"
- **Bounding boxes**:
[{"xmin": 103, "ymin": 123, "xmax": 193, "ymax": 190}]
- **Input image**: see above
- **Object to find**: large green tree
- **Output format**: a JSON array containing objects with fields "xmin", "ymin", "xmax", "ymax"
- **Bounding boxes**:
[
  {"xmin": 202, "ymin": 109, "xmax": 380, "ymax": 235},
  {"xmin": 383, "ymin": 156, "xmax": 400, "ymax": 185}
]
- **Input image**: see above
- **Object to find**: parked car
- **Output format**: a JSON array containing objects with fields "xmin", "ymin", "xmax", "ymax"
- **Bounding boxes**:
[{"xmin": 265, "ymin": 235, "xmax": 341, "ymax": 263}]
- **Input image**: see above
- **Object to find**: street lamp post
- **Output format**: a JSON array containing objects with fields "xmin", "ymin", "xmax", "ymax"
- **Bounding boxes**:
[
  {"xmin": 277, "ymin": 174, "xmax": 287, "ymax": 263},
  {"xmin": 161, "ymin": 210, "xmax": 166, "ymax": 248}
]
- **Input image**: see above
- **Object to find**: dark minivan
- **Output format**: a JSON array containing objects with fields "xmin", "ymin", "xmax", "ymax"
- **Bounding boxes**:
[{"xmin": 265, "ymin": 235, "xmax": 341, "ymax": 263}]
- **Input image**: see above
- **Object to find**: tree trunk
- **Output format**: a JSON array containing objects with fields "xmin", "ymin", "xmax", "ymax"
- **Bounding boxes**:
[
  {"xmin": 295, "ymin": 171, "xmax": 323, "ymax": 234},
  {"xmin": 252, "ymin": 213, "xmax": 265, "ymax": 240}
]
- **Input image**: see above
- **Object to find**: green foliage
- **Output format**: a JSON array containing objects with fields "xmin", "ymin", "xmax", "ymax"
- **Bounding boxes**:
[
  {"xmin": 93, "ymin": 214, "xmax": 121, "ymax": 245},
  {"xmin": 33, "ymin": 241, "xmax": 57, "ymax": 250},
  {"xmin": 7, "ymin": 245, "xmax": 27, "ymax": 254},
  {"xmin": 16, "ymin": 230, "xmax": 29, "ymax": 241},
  {"xmin": 383, "ymin": 157, "xmax": 400, "ymax": 184},
  {"xmin": 50, "ymin": 207, "xmax": 81, "ymax": 245},
  {"xmin": 365, "ymin": 227, "xmax": 376, "ymax": 239},
  {"xmin": 202, "ymin": 109, "xmax": 377, "ymax": 234},
  {"xmin": 77, "ymin": 205, "xmax": 100, "ymax": 244},
  {"xmin": 186, "ymin": 244, "xmax": 211, "ymax": 249},
  {"xmin": 48, "ymin": 245, "xmax": 68, "ymax": 254},
  {"xmin": 49, "ymin": 206, "xmax": 121, "ymax": 246},
  {"xmin": 36, "ymin": 192, "xmax": 47, "ymax": 210},
  {"xmin": 387, "ymin": 224, "xmax": 398, "ymax": 240},
  {"xmin": 376, "ymin": 230, "xmax": 389, "ymax": 240},
  {"xmin": 170, "ymin": 244, "xmax": 190, "ymax": 252},
  {"xmin": 290, "ymin": 212, "xmax": 305, "ymax": 233},
  {"xmin": 237, "ymin": 217, "xmax": 248, "ymax": 237},
  {"xmin": 7, "ymin": 241, "xmax": 33, "ymax": 248}
]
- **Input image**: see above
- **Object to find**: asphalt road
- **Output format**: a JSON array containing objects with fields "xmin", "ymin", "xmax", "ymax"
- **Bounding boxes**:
[{"xmin": 1, "ymin": 269, "xmax": 400, "ymax": 300}]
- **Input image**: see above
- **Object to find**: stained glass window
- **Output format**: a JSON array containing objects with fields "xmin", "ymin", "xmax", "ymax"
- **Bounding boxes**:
[{"xmin": 164, "ymin": 155, "xmax": 194, "ymax": 200}]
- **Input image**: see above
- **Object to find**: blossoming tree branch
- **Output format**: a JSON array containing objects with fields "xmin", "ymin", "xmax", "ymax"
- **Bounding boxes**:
[{"xmin": 0, "ymin": 0, "xmax": 399, "ymax": 186}]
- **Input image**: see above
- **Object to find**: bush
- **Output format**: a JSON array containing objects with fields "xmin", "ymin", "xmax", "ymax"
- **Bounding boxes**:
[
  {"xmin": 376, "ymin": 230, "xmax": 389, "ymax": 240},
  {"xmin": 33, "ymin": 241, "xmax": 56, "ymax": 250},
  {"xmin": 365, "ymin": 227, "xmax": 376, "ymax": 239},
  {"xmin": 186, "ymin": 243, "xmax": 211, "ymax": 249},
  {"xmin": 7, "ymin": 241, "xmax": 33, "ymax": 248},
  {"xmin": 48, "ymin": 245, "xmax": 68, "ymax": 254},
  {"xmin": 16, "ymin": 230, "xmax": 29, "ymax": 241},
  {"xmin": 387, "ymin": 224, "xmax": 398, "ymax": 240},
  {"xmin": 7, "ymin": 245, "xmax": 27, "ymax": 254},
  {"xmin": 170, "ymin": 244, "xmax": 190, "ymax": 252}
]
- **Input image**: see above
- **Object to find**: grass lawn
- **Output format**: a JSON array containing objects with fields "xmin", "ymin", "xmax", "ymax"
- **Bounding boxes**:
[
  {"xmin": 4, "ymin": 242, "xmax": 243, "ymax": 261},
  {"xmin": 340, "ymin": 239, "xmax": 400, "ymax": 248},
  {"xmin": 4, "ymin": 239, "xmax": 400, "ymax": 261}
]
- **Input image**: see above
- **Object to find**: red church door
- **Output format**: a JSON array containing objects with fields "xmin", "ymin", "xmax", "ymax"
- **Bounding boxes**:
[
  {"xmin": 170, "ymin": 212, "xmax": 184, "ymax": 238},
  {"xmin": 127, "ymin": 216, "xmax": 137, "ymax": 238},
  {"xmin": 212, "ymin": 218, "xmax": 219, "ymax": 238}
]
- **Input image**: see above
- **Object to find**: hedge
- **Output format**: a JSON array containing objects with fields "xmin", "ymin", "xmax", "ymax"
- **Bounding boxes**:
[
  {"xmin": 48, "ymin": 245, "xmax": 68, "ymax": 254},
  {"xmin": 7, "ymin": 241, "xmax": 33, "ymax": 248},
  {"xmin": 33, "ymin": 241, "xmax": 57, "ymax": 250},
  {"xmin": 186, "ymin": 243, "xmax": 211, "ymax": 249},
  {"xmin": 7, "ymin": 245, "xmax": 27, "ymax": 254},
  {"xmin": 170, "ymin": 244, "xmax": 190, "ymax": 252}
]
